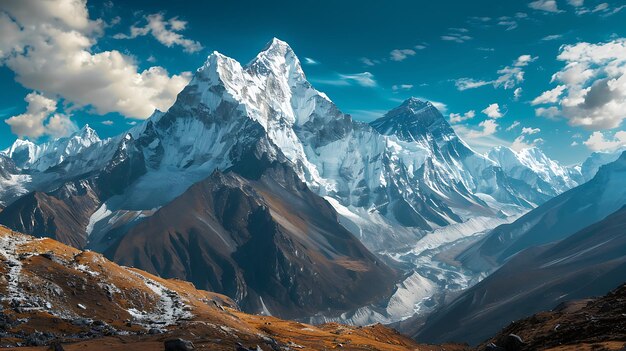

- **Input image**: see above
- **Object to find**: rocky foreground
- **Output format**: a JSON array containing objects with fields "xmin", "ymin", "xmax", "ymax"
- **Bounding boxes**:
[
  {"xmin": 0, "ymin": 226, "xmax": 462, "ymax": 351},
  {"xmin": 2, "ymin": 224, "xmax": 626, "ymax": 350}
]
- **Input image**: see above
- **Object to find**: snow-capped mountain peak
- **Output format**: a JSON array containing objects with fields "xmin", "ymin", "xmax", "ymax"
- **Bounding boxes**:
[
  {"xmin": 1, "ymin": 124, "xmax": 102, "ymax": 171},
  {"xmin": 370, "ymin": 98, "xmax": 455, "ymax": 144},
  {"xmin": 487, "ymin": 145, "xmax": 580, "ymax": 195}
]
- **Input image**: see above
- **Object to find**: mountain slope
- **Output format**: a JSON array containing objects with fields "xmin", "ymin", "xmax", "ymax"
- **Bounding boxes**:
[
  {"xmin": 482, "ymin": 283, "xmax": 626, "ymax": 351},
  {"xmin": 411, "ymin": 204, "xmax": 626, "ymax": 345},
  {"xmin": 105, "ymin": 154, "xmax": 397, "ymax": 319},
  {"xmin": 487, "ymin": 146, "xmax": 580, "ymax": 196},
  {"xmin": 0, "ymin": 226, "xmax": 443, "ymax": 351},
  {"xmin": 460, "ymin": 151, "xmax": 626, "ymax": 271},
  {"xmin": 0, "ymin": 133, "xmax": 147, "ymax": 248}
]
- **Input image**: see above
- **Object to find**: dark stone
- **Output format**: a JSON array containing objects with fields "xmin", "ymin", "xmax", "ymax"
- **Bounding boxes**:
[
  {"xmin": 501, "ymin": 334, "xmax": 524, "ymax": 351},
  {"xmin": 485, "ymin": 343, "xmax": 505, "ymax": 351},
  {"xmin": 164, "ymin": 338, "xmax": 195, "ymax": 351},
  {"xmin": 47, "ymin": 341, "xmax": 65, "ymax": 351}
]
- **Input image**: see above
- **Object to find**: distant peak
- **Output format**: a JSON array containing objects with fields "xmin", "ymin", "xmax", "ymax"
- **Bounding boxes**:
[
  {"xmin": 370, "ymin": 98, "xmax": 454, "ymax": 142},
  {"xmin": 76, "ymin": 124, "xmax": 99, "ymax": 140},
  {"xmin": 264, "ymin": 37, "xmax": 293, "ymax": 52},
  {"xmin": 402, "ymin": 97, "xmax": 431, "ymax": 107},
  {"xmin": 387, "ymin": 98, "xmax": 439, "ymax": 117}
]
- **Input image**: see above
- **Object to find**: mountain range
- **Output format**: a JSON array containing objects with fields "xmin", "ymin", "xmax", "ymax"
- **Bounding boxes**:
[{"xmin": 0, "ymin": 38, "xmax": 622, "ymax": 325}]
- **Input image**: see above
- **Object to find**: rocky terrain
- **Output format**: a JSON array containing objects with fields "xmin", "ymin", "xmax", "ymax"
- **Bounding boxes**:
[
  {"xmin": 482, "ymin": 283, "xmax": 626, "ymax": 351},
  {"xmin": 0, "ymin": 225, "xmax": 463, "ymax": 351}
]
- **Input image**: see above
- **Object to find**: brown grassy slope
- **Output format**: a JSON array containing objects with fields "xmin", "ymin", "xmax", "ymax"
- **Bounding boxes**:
[{"xmin": 0, "ymin": 226, "xmax": 465, "ymax": 351}]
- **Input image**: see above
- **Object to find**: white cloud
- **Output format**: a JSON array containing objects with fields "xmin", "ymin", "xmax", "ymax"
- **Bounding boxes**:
[
  {"xmin": 0, "ymin": 0, "xmax": 192, "ymax": 123},
  {"xmin": 571, "ymin": 141, "xmax": 579, "ymax": 146},
  {"xmin": 113, "ymin": 13, "xmax": 202, "ymax": 53},
  {"xmin": 506, "ymin": 121, "xmax": 521, "ymax": 131},
  {"xmin": 592, "ymin": 3, "xmax": 609, "ymax": 13},
  {"xmin": 511, "ymin": 127, "xmax": 543, "ymax": 151},
  {"xmin": 467, "ymin": 119, "xmax": 499, "ymax": 138},
  {"xmin": 316, "ymin": 72, "xmax": 377, "ymax": 88},
  {"xmin": 449, "ymin": 110, "xmax": 476, "ymax": 124},
  {"xmin": 304, "ymin": 57, "xmax": 319, "ymax": 65},
  {"xmin": 493, "ymin": 55, "xmax": 537, "ymax": 89},
  {"xmin": 392, "ymin": 84, "xmax": 414, "ymax": 91},
  {"xmin": 536, "ymin": 38, "xmax": 626, "ymax": 129},
  {"xmin": 529, "ymin": 0, "xmax": 561, "ymax": 13},
  {"xmin": 535, "ymin": 106, "xmax": 561, "ymax": 119},
  {"xmin": 5, "ymin": 92, "xmax": 76, "ymax": 139},
  {"xmin": 455, "ymin": 55, "xmax": 536, "ymax": 92},
  {"xmin": 101, "ymin": 120, "xmax": 114, "ymax": 125},
  {"xmin": 455, "ymin": 78, "xmax": 492, "ymax": 90},
  {"xmin": 338, "ymin": 72, "xmax": 377, "ymax": 87},
  {"xmin": 441, "ymin": 28, "xmax": 472, "ymax": 43},
  {"xmin": 568, "ymin": 0, "xmax": 584, "ymax": 6},
  {"xmin": 522, "ymin": 126, "xmax": 541, "ymax": 135},
  {"xmin": 390, "ymin": 49, "xmax": 416, "ymax": 61},
  {"xmin": 531, "ymin": 85, "xmax": 567, "ymax": 105},
  {"xmin": 583, "ymin": 131, "xmax": 626, "ymax": 151},
  {"xmin": 514, "ymin": 87, "xmax": 523, "ymax": 100},
  {"xmin": 542, "ymin": 34, "xmax": 563, "ymax": 41},
  {"xmin": 482, "ymin": 103, "xmax": 505, "ymax": 119},
  {"xmin": 46, "ymin": 113, "xmax": 77, "ymax": 138},
  {"xmin": 360, "ymin": 57, "xmax": 377, "ymax": 66}
]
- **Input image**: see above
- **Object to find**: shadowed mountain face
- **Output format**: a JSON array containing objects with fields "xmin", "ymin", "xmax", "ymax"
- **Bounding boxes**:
[
  {"xmin": 411, "ymin": 204, "xmax": 626, "ymax": 345},
  {"xmin": 106, "ymin": 153, "xmax": 398, "ymax": 319},
  {"xmin": 481, "ymin": 283, "xmax": 626, "ymax": 351},
  {"xmin": 459, "ymin": 151, "xmax": 626, "ymax": 272},
  {"xmin": 0, "ymin": 134, "xmax": 146, "ymax": 248}
]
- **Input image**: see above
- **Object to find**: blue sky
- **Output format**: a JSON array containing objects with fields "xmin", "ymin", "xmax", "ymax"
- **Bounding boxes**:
[{"xmin": 1, "ymin": 0, "xmax": 626, "ymax": 164}]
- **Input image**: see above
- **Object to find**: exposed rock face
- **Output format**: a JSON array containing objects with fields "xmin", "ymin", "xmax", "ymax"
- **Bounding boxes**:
[
  {"xmin": 0, "ymin": 180, "xmax": 100, "ymax": 248},
  {"xmin": 107, "ymin": 153, "xmax": 397, "ymax": 319}
]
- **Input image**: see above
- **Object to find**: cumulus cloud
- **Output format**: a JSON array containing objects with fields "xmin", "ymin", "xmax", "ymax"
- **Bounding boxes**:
[
  {"xmin": 535, "ymin": 106, "xmax": 561, "ymax": 119},
  {"xmin": 455, "ymin": 55, "xmax": 537, "ymax": 92},
  {"xmin": 113, "ymin": 13, "xmax": 202, "ymax": 53},
  {"xmin": 449, "ymin": 110, "xmax": 476, "ymax": 124},
  {"xmin": 533, "ymin": 38, "xmax": 626, "ymax": 129},
  {"xmin": 531, "ymin": 85, "xmax": 566, "ymax": 105},
  {"xmin": 529, "ymin": 0, "xmax": 561, "ymax": 13},
  {"xmin": 568, "ymin": 0, "xmax": 584, "ymax": 6},
  {"xmin": 5, "ymin": 92, "xmax": 76, "ymax": 139},
  {"xmin": 514, "ymin": 87, "xmax": 523, "ymax": 100},
  {"xmin": 493, "ymin": 55, "xmax": 537, "ymax": 89},
  {"xmin": 583, "ymin": 131, "xmax": 626, "ymax": 151},
  {"xmin": 511, "ymin": 126, "xmax": 543, "ymax": 151},
  {"xmin": 482, "ymin": 103, "xmax": 505, "ymax": 118},
  {"xmin": 466, "ymin": 119, "xmax": 499, "ymax": 138},
  {"xmin": 0, "ymin": 0, "xmax": 192, "ymax": 125},
  {"xmin": 390, "ymin": 49, "xmax": 416, "ymax": 61}
]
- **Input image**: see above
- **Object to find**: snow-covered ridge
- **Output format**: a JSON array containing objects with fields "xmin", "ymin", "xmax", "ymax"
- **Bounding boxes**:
[{"xmin": 486, "ymin": 146, "xmax": 582, "ymax": 196}]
